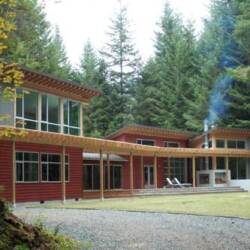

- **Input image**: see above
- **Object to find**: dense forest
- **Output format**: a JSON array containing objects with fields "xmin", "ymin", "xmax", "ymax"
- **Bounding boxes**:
[{"xmin": 3, "ymin": 0, "xmax": 250, "ymax": 136}]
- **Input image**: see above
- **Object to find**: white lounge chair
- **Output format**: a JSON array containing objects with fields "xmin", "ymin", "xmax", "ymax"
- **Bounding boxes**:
[
  {"xmin": 174, "ymin": 177, "xmax": 192, "ymax": 188},
  {"xmin": 166, "ymin": 178, "xmax": 180, "ymax": 188}
]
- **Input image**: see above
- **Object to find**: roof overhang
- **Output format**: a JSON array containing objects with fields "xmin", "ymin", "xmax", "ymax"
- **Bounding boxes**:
[
  {"xmin": 83, "ymin": 153, "xmax": 127, "ymax": 162},
  {"xmin": 21, "ymin": 67, "xmax": 100, "ymax": 103},
  {"xmin": 1, "ymin": 127, "xmax": 250, "ymax": 158},
  {"xmin": 106, "ymin": 124, "xmax": 196, "ymax": 141}
]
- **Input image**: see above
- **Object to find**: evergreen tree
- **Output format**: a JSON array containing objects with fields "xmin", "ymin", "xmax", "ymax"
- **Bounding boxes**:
[
  {"xmin": 77, "ymin": 40, "xmax": 100, "ymax": 87},
  {"xmin": 101, "ymin": 1, "xmax": 141, "ymax": 131},
  {"xmin": 3, "ymin": 0, "xmax": 71, "ymax": 78},
  {"xmin": 154, "ymin": 3, "xmax": 200, "ymax": 130},
  {"xmin": 223, "ymin": 0, "xmax": 250, "ymax": 128},
  {"xmin": 134, "ymin": 58, "xmax": 163, "ymax": 126},
  {"xmin": 198, "ymin": 0, "xmax": 242, "ymax": 127},
  {"xmin": 76, "ymin": 42, "xmax": 113, "ymax": 137}
]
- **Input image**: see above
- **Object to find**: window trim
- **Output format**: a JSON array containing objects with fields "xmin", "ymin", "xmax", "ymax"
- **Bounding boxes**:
[
  {"xmin": 16, "ymin": 151, "xmax": 70, "ymax": 184},
  {"xmin": 84, "ymin": 164, "xmax": 123, "ymax": 191},
  {"xmin": 164, "ymin": 141, "xmax": 180, "ymax": 148},
  {"xmin": 41, "ymin": 94, "xmax": 61, "ymax": 133},
  {"xmin": 15, "ymin": 89, "xmax": 39, "ymax": 130},
  {"xmin": 215, "ymin": 138, "xmax": 247, "ymax": 149},
  {"xmin": 136, "ymin": 138, "xmax": 155, "ymax": 146},
  {"xmin": 16, "ymin": 151, "xmax": 39, "ymax": 183},
  {"xmin": 63, "ymin": 99, "xmax": 81, "ymax": 135},
  {"xmin": 40, "ymin": 152, "xmax": 70, "ymax": 183}
]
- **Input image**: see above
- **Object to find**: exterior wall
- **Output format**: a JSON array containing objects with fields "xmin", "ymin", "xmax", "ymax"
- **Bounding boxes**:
[
  {"xmin": 0, "ymin": 140, "xmax": 83, "ymax": 202},
  {"xmin": 0, "ymin": 140, "xmax": 13, "ymax": 201}
]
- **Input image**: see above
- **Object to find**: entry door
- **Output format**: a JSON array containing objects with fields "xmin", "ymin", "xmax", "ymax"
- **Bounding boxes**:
[{"xmin": 144, "ymin": 165, "xmax": 154, "ymax": 188}]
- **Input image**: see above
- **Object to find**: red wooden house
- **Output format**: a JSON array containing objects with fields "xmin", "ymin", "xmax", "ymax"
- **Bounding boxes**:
[{"xmin": 0, "ymin": 68, "xmax": 250, "ymax": 204}]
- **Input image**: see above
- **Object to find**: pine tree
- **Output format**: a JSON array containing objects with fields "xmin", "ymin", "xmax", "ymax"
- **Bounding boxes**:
[
  {"xmin": 77, "ymin": 40, "xmax": 100, "ymax": 87},
  {"xmin": 3, "ymin": 0, "xmax": 71, "ymax": 78},
  {"xmin": 222, "ymin": 0, "xmax": 250, "ymax": 128},
  {"xmin": 154, "ymin": 3, "xmax": 200, "ymax": 130},
  {"xmin": 101, "ymin": 1, "xmax": 141, "ymax": 131},
  {"xmin": 198, "ymin": 0, "xmax": 242, "ymax": 126},
  {"xmin": 134, "ymin": 58, "xmax": 163, "ymax": 126}
]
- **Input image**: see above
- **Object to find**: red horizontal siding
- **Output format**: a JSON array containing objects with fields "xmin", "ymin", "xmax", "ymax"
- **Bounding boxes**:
[
  {"xmin": 0, "ymin": 140, "xmax": 13, "ymax": 202},
  {"xmin": 13, "ymin": 142, "xmax": 83, "ymax": 202}
]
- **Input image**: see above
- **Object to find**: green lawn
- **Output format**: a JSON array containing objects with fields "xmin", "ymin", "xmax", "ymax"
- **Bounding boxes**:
[{"xmin": 35, "ymin": 193, "xmax": 250, "ymax": 219}]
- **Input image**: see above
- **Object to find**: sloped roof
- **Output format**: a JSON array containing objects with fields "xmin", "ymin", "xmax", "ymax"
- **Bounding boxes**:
[
  {"xmin": 21, "ymin": 66, "xmax": 100, "ymax": 103},
  {"xmin": 106, "ymin": 124, "xmax": 197, "ymax": 140}
]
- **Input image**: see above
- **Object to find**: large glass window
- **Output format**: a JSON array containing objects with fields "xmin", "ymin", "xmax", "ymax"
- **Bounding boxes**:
[
  {"xmin": 216, "ymin": 157, "xmax": 225, "ymax": 170},
  {"xmin": 216, "ymin": 140, "xmax": 225, "ymax": 148},
  {"xmin": 136, "ymin": 139, "xmax": 155, "ymax": 146},
  {"xmin": 227, "ymin": 140, "xmax": 246, "ymax": 149},
  {"xmin": 64, "ymin": 100, "xmax": 80, "ymax": 135},
  {"xmin": 16, "ymin": 90, "xmax": 38, "ymax": 130},
  {"xmin": 41, "ymin": 95, "xmax": 60, "ymax": 133},
  {"xmin": 229, "ymin": 158, "xmax": 247, "ymax": 179},
  {"xmin": 110, "ymin": 165, "xmax": 122, "ymax": 189},
  {"xmin": 41, "ymin": 154, "xmax": 69, "ymax": 182},
  {"xmin": 164, "ymin": 158, "xmax": 185, "ymax": 182},
  {"xmin": 16, "ymin": 152, "xmax": 39, "ymax": 182},
  {"xmin": 84, "ymin": 165, "xmax": 100, "ymax": 190}
]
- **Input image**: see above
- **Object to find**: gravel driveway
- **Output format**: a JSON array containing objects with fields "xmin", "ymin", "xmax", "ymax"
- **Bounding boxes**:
[{"xmin": 14, "ymin": 207, "xmax": 250, "ymax": 250}]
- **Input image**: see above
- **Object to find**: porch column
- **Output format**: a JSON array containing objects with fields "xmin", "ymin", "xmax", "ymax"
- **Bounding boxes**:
[
  {"xmin": 129, "ymin": 152, "xmax": 134, "ymax": 194},
  {"xmin": 12, "ymin": 140, "xmax": 16, "ymax": 207},
  {"xmin": 99, "ymin": 149, "xmax": 104, "ymax": 200},
  {"xmin": 61, "ymin": 145, "xmax": 66, "ymax": 203},
  {"xmin": 225, "ymin": 156, "xmax": 229, "ymax": 186},
  {"xmin": 141, "ymin": 156, "xmax": 144, "ymax": 189},
  {"xmin": 168, "ymin": 157, "xmax": 171, "ymax": 178},
  {"xmin": 212, "ymin": 157, "xmax": 217, "ymax": 170},
  {"xmin": 80, "ymin": 103, "xmax": 84, "ymax": 136},
  {"xmin": 192, "ymin": 157, "xmax": 196, "ymax": 187},
  {"xmin": 107, "ymin": 153, "xmax": 111, "ymax": 190},
  {"xmin": 154, "ymin": 154, "xmax": 158, "ymax": 188}
]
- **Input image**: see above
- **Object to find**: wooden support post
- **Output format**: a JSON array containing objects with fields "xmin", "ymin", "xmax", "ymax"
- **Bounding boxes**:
[
  {"xmin": 168, "ymin": 157, "xmax": 171, "ymax": 178},
  {"xmin": 212, "ymin": 157, "xmax": 217, "ymax": 170},
  {"xmin": 141, "ymin": 156, "xmax": 144, "ymax": 189},
  {"xmin": 61, "ymin": 145, "xmax": 66, "ymax": 203},
  {"xmin": 80, "ymin": 103, "xmax": 84, "ymax": 136},
  {"xmin": 12, "ymin": 140, "xmax": 16, "ymax": 207},
  {"xmin": 107, "ymin": 153, "xmax": 110, "ymax": 190},
  {"xmin": 100, "ymin": 149, "xmax": 104, "ymax": 200},
  {"xmin": 129, "ymin": 152, "xmax": 134, "ymax": 194},
  {"xmin": 60, "ymin": 98, "xmax": 64, "ymax": 134},
  {"xmin": 192, "ymin": 157, "xmax": 196, "ymax": 187},
  {"xmin": 225, "ymin": 156, "xmax": 229, "ymax": 186},
  {"xmin": 154, "ymin": 154, "xmax": 157, "ymax": 189}
]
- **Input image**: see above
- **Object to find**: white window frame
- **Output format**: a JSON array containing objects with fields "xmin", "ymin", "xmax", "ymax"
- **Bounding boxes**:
[
  {"xmin": 136, "ymin": 138, "xmax": 155, "ymax": 146},
  {"xmin": 16, "ymin": 151, "xmax": 39, "ymax": 183},
  {"xmin": 164, "ymin": 141, "xmax": 180, "ymax": 148},
  {"xmin": 15, "ymin": 89, "xmax": 39, "ymax": 130},
  {"xmin": 63, "ymin": 99, "xmax": 81, "ymax": 135},
  {"xmin": 41, "ymin": 153, "xmax": 69, "ymax": 183},
  {"xmin": 41, "ymin": 94, "xmax": 61, "ymax": 133}
]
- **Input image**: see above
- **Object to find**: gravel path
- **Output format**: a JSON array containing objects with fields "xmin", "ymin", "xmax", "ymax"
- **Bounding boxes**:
[{"xmin": 14, "ymin": 207, "xmax": 250, "ymax": 250}]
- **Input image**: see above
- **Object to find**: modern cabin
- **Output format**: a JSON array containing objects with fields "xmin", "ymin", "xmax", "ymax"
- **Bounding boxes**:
[{"xmin": 0, "ymin": 68, "xmax": 250, "ymax": 204}]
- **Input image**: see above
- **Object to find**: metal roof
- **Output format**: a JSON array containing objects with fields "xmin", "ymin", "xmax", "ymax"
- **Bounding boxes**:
[{"xmin": 83, "ymin": 153, "xmax": 127, "ymax": 162}]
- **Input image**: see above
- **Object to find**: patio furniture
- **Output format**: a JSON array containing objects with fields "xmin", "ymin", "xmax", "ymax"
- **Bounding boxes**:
[
  {"xmin": 174, "ymin": 177, "xmax": 192, "ymax": 188},
  {"xmin": 166, "ymin": 178, "xmax": 180, "ymax": 188}
]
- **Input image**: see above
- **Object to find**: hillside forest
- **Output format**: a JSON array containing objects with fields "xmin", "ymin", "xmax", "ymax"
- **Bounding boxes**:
[{"xmin": 2, "ymin": 0, "xmax": 250, "ymax": 137}]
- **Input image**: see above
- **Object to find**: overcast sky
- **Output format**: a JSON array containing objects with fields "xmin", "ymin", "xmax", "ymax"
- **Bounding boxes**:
[{"xmin": 42, "ymin": 0, "xmax": 211, "ymax": 67}]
